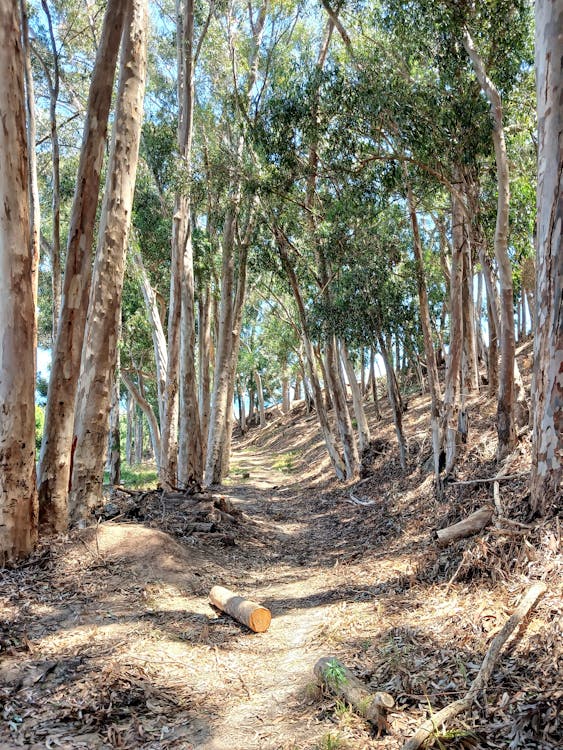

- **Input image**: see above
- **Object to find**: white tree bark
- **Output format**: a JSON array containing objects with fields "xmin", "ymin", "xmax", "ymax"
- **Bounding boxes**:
[
  {"xmin": 20, "ymin": 0, "xmax": 40, "ymax": 310},
  {"xmin": 254, "ymin": 370, "xmax": 267, "ymax": 428},
  {"xmin": 122, "ymin": 373, "xmax": 161, "ymax": 468},
  {"xmin": 38, "ymin": 0, "xmax": 129, "ymax": 533},
  {"xmin": 177, "ymin": 0, "xmax": 203, "ymax": 485},
  {"xmin": 69, "ymin": 0, "xmax": 148, "ymax": 524},
  {"xmin": 0, "ymin": 0, "xmax": 37, "ymax": 563},
  {"xmin": 340, "ymin": 341, "xmax": 371, "ymax": 455},
  {"xmin": 443, "ymin": 185, "xmax": 465, "ymax": 475},
  {"xmin": 198, "ymin": 288, "xmax": 212, "ymax": 452},
  {"xmin": 133, "ymin": 249, "xmax": 167, "ymax": 430},
  {"xmin": 531, "ymin": 0, "xmax": 562, "ymax": 514},
  {"xmin": 463, "ymin": 28, "xmax": 516, "ymax": 458}
]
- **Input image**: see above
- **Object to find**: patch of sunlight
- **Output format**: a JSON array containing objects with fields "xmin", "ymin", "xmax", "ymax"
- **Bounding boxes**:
[{"xmin": 272, "ymin": 450, "xmax": 299, "ymax": 473}]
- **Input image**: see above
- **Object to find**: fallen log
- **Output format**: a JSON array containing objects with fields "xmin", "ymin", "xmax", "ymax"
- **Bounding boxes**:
[
  {"xmin": 209, "ymin": 585, "xmax": 272, "ymax": 633},
  {"xmin": 314, "ymin": 656, "xmax": 394, "ymax": 735},
  {"xmin": 436, "ymin": 505, "xmax": 493, "ymax": 546},
  {"xmin": 401, "ymin": 582, "xmax": 547, "ymax": 750}
]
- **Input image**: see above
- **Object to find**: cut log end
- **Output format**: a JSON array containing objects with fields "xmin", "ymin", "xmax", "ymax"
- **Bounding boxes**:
[{"xmin": 209, "ymin": 585, "xmax": 272, "ymax": 633}]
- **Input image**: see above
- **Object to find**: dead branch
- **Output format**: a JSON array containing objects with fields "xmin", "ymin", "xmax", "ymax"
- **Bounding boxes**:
[
  {"xmin": 448, "ymin": 471, "xmax": 528, "ymax": 486},
  {"xmin": 401, "ymin": 582, "xmax": 547, "ymax": 750},
  {"xmin": 435, "ymin": 506, "xmax": 494, "ymax": 546},
  {"xmin": 347, "ymin": 493, "xmax": 376, "ymax": 506}
]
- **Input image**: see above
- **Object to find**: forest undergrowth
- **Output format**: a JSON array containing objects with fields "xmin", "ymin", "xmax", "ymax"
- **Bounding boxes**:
[{"xmin": 0, "ymin": 343, "xmax": 560, "ymax": 750}]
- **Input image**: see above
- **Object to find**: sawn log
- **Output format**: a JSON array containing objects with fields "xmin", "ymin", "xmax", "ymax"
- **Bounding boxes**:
[
  {"xmin": 209, "ymin": 585, "xmax": 272, "ymax": 633},
  {"xmin": 314, "ymin": 656, "xmax": 394, "ymax": 734}
]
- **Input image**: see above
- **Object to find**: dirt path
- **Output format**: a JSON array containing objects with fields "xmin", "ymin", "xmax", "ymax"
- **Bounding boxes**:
[{"xmin": 1, "ymin": 417, "xmax": 560, "ymax": 750}]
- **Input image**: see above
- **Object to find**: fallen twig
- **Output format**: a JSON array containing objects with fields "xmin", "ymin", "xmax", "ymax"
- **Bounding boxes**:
[
  {"xmin": 448, "ymin": 471, "xmax": 528, "ymax": 486},
  {"xmin": 347, "ymin": 492, "xmax": 376, "ymax": 506},
  {"xmin": 401, "ymin": 581, "xmax": 547, "ymax": 750}
]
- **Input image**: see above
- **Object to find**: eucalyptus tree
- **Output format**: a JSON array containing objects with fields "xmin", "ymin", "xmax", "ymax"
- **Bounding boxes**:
[
  {"xmin": 0, "ymin": 0, "xmax": 37, "ymax": 562},
  {"xmin": 69, "ymin": 0, "xmax": 148, "ymax": 523},
  {"xmin": 38, "ymin": 0, "xmax": 128, "ymax": 533},
  {"xmin": 531, "ymin": 0, "xmax": 562, "ymax": 515}
]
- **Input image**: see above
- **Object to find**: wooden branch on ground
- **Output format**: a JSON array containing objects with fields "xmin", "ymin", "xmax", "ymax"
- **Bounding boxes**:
[
  {"xmin": 436, "ymin": 506, "xmax": 494, "ymax": 546},
  {"xmin": 347, "ymin": 492, "xmax": 376, "ymax": 506},
  {"xmin": 448, "ymin": 471, "xmax": 528, "ymax": 486},
  {"xmin": 401, "ymin": 582, "xmax": 547, "ymax": 750},
  {"xmin": 209, "ymin": 585, "xmax": 272, "ymax": 633},
  {"xmin": 314, "ymin": 656, "xmax": 394, "ymax": 735}
]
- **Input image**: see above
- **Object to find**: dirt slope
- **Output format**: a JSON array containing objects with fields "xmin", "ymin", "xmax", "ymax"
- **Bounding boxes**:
[{"xmin": 0, "ymin": 368, "xmax": 561, "ymax": 749}]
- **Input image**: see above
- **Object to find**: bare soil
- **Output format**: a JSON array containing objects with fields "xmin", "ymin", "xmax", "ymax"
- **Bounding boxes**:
[{"xmin": 1, "ymin": 355, "xmax": 561, "ymax": 749}]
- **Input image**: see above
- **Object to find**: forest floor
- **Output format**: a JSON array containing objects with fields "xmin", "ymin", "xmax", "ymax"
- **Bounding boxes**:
[{"xmin": 1, "ymin": 341, "xmax": 561, "ymax": 750}]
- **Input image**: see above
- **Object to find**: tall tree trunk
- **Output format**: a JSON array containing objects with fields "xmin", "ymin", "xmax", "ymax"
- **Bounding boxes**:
[
  {"xmin": 443, "ymin": 185, "xmax": 465, "ymax": 475},
  {"xmin": 205, "ymin": 208, "xmax": 238, "ymax": 484},
  {"xmin": 133, "ymin": 250, "xmax": 167, "ymax": 429},
  {"xmin": 281, "ymin": 370, "xmax": 290, "ymax": 413},
  {"xmin": 177, "ymin": 0, "xmax": 203, "ymax": 485},
  {"xmin": 463, "ymin": 28, "xmax": 516, "ymax": 459},
  {"xmin": 220, "ymin": 229, "xmax": 254, "ymax": 478},
  {"xmin": 126, "ymin": 391, "xmax": 134, "ymax": 465},
  {"xmin": 109, "ymin": 349, "xmax": 121, "ymax": 487},
  {"xmin": 0, "ymin": 0, "xmax": 37, "ymax": 563},
  {"xmin": 122, "ymin": 373, "xmax": 161, "ymax": 468},
  {"xmin": 461, "ymin": 211, "xmax": 479, "ymax": 392},
  {"xmin": 377, "ymin": 333, "xmax": 407, "ymax": 470},
  {"xmin": 160, "ymin": 217, "xmax": 181, "ymax": 487},
  {"xmin": 404, "ymin": 170, "xmax": 442, "ymax": 479},
  {"xmin": 531, "ymin": 0, "xmax": 562, "ymax": 515},
  {"xmin": 255, "ymin": 370, "xmax": 267, "ymax": 428},
  {"xmin": 369, "ymin": 348, "xmax": 381, "ymax": 420},
  {"xmin": 38, "ymin": 0, "xmax": 128, "ymax": 534},
  {"xmin": 68, "ymin": 0, "xmax": 147, "ymax": 524},
  {"xmin": 135, "ymin": 406, "xmax": 143, "ymax": 464},
  {"xmin": 340, "ymin": 341, "xmax": 370, "ymax": 454},
  {"xmin": 237, "ymin": 380, "xmax": 247, "ymax": 433},
  {"xmin": 325, "ymin": 337, "xmax": 359, "ymax": 478},
  {"xmin": 20, "ymin": 0, "xmax": 40, "ymax": 309},
  {"xmin": 38, "ymin": 0, "xmax": 62, "ymax": 340},
  {"xmin": 198, "ymin": 288, "xmax": 212, "ymax": 454}
]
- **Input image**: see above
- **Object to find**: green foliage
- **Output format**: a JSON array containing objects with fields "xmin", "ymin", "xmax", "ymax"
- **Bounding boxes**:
[
  {"xmin": 35, "ymin": 406, "xmax": 45, "ymax": 453},
  {"xmin": 323, "ymin": 659, "xmax": 348, "ymax": 690},
  {"xmin": 105, "ymin": 465, "xmax": 158, "ymax": 490}
]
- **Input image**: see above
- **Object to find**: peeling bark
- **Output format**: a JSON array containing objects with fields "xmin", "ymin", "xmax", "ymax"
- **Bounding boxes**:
[
  {"xmin": 69, "ymin": 0, "xmax": 148, "ymax": 524},
  {"xmin": 463, "ymin": 28, "xmax": 516, "ymax": 459},
  {"xmin": 0, "ymin": 0, "xmax": 37, "ymax": 563},
  {"xmin": 531, "ymin": 0, "xmax": 562, "ymax": 514},
  {"xmin": 38, "ymin": 0, "xmax": 129, "ymax": 533}
]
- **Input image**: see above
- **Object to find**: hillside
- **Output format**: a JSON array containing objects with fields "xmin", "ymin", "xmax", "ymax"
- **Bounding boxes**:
[{"xmin": 0, "ymin": 351, "xmax": 560, "ymax": 750}]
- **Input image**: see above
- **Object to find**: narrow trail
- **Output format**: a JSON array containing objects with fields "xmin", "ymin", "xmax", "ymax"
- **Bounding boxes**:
[{"xmin": 200, "ymin": 448, "xmax": 336, "ymax": 749}]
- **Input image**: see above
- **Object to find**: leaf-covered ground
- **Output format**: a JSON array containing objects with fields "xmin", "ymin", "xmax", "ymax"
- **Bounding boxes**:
[{"xmin": 1, "ymin": 348, "xmax": 560, "ymax": 749}]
